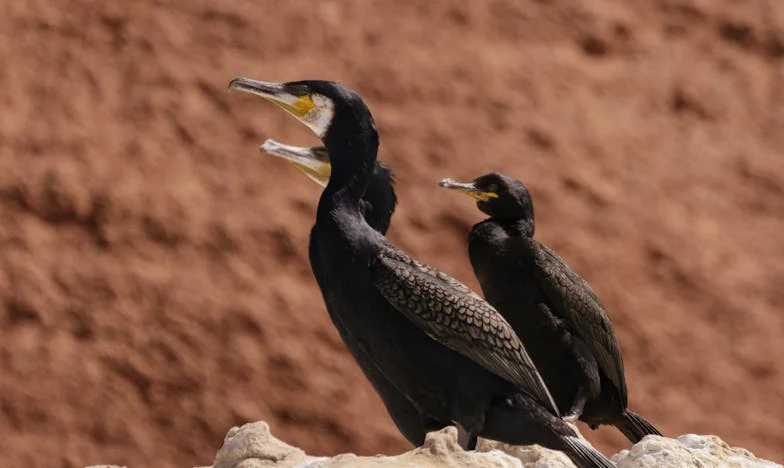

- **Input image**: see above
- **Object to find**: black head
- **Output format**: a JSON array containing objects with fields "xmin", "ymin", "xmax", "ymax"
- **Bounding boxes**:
[
  {"xmin": 439, "ymin": 172, "xmax": 535, "ymax": 227},
  {"xmin": 229, "ymin": 78, "xmax": 379, "ymax": 183}
]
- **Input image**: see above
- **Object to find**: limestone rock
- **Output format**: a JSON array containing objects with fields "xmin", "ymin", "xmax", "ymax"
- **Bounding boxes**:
[
  {"xmin": 210, "ymin": 422, "xmax": 564, "ymax": 467},
  {"xmin": 205, "ymin": 421, "xmax": 782, "ymax": 468},
  {"xmin": 612, "ymin": 433, "xmax": 782, "ymax": 468}
]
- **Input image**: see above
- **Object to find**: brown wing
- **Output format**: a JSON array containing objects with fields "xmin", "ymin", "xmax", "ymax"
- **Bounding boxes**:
[
  {"xmin": 530, "ymin": 239, "xmax": 627, "ymax": 402},
  {"xmin": 371, "ymin": 247, "xmax": 560, "ymax": 415}
]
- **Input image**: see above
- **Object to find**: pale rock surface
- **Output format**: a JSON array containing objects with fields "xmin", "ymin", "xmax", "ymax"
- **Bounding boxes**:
[
  {"xmin": 612, "ymin": 433, "xmax": 783, "ymax": 468},
  {"xmin": 205, "ymin": 421, "xmax": 783, "ymax": 468},
  {"xmin": 210, "ymin": 422, "xmax": 541, "ymax": 468}
]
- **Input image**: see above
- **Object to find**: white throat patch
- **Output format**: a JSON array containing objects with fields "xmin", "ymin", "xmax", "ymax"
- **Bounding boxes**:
[{"xmin": 303, "ymin": 94, "xmax": 334, "ymax": 138}]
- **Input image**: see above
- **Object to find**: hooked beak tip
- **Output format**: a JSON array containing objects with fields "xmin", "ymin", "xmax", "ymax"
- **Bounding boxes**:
[
  {"xmin": 260, "ymin": 139, "xmax": 277, "ymax": 153},
  {"xmin": 227, "ymin": 77, "xmax": 248, "ymax": 91},
  {"xmin": 228, "ymin": 77, "xmax": 285, "ymax": 98}
]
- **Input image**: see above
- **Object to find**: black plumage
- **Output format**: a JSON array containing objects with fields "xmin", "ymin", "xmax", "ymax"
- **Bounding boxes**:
[
  {"xmin": 259, "ymin": 140, "xmax": 452, "ymax": 447},
  {"xmin": 439, "ymin": 172, "xmax": 661, "ymax": 443},
  {"xmin": 229, "ymin": 77, "xmax": 614, "ymax": 468}
]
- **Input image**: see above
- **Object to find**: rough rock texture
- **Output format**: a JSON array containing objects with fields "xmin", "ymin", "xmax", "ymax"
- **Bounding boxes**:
[
  {"xmin": 210, "ymin": 422, "xmax": 577, "ymax": 468},
  {"xmin": 206, "ymin": 422, "xmax": 782, "ymax": 468},
  {"xmin": 613, "ymin": 434, "xmax": 783, "ymax": 468},
  {"xmin": 1, "ymin": 1, "xmax": 783, "ymax": 468}
]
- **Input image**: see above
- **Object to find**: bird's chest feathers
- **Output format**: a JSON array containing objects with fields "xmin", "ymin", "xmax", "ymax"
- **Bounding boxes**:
[
  {"xmin": 469, "ymin": 225, "xmax": 540, "ymax": 306},
  {"xmin": 470, "ymin": 224, "xmax": 532, "ymax": 271},
  {"xmin": 309, "ymin": 217, "xmax": 387, "ymax": 316}
]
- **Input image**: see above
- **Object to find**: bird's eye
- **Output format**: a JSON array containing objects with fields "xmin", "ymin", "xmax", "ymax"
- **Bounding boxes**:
[
  {"xmin": 289, "ymin": 84, "xmax": 310, "ymax": 96},
  {"xmin": 487, "ymin": 184, "xmax": 498, "ymax": 193}
]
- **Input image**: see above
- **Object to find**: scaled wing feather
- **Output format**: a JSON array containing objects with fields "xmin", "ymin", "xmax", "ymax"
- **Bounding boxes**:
[
  {"xmin": 371, "ymin": 247, "xmax": 560, "ymax": 415},
  {"xmin": 530, "ymin": 240, "xmax": 627, "ymax": 402}
]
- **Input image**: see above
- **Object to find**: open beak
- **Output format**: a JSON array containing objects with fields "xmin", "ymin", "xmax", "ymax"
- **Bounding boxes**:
[
  {"xmin": 438, "ymin": 178, "xmax": 498, "ymax": 202},
  {"xmin": 229, "ymin": 77, "xmax": 316, "ymax": 120},
  {"xmin": 261, "ymin": 139, "xmax": 331, "ymax": 187},
  {"xmin": 229, "ymin": 77, "xmax": 333, "ymax": 138}
]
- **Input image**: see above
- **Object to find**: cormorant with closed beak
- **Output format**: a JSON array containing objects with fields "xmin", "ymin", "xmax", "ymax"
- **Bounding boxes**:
[{"xmin": 439, "ymin": 172, "xmax": 661, "ymax": 443}]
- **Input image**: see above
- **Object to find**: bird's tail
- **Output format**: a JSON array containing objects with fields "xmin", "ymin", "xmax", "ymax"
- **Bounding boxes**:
[
  {"xmin": 560, "ymin": 436, "xmax": 616, "ymax": 468},
  {"xmin": 615, "ymin": 410, "xmax": 661, "ymax": 443}
]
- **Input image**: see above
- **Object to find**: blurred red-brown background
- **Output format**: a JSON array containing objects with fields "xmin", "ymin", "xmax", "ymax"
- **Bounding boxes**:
[{"xmin": 1, "ymin": 1, "xmax": 782, "ymax": 467}]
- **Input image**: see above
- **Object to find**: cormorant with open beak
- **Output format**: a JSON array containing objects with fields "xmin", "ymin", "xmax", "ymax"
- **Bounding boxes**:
[{"xmin": 258, "ymin": 139, "xmax": 467, "ymax": 448}]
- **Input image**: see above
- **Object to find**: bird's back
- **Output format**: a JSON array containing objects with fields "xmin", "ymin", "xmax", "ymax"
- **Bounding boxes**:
[
  {"xmin": 308, "ymin": 210, "xmax": 519, "ymax": 429},
  {"xmin": 467, "ymin": 220, "xmax": 589, "ymax": 414}
]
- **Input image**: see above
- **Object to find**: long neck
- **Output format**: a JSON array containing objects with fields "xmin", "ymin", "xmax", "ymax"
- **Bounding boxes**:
[
  {"xmin": 318, "ymin": 119, "xmax": 379, "ymax": 219},
  {"xmin": 323, "ymin": 141, "xmax": 376, "ymax": 203},
  {"xmin": 494, "ymin": 216, "xmax": 535, "ymax": 238}
]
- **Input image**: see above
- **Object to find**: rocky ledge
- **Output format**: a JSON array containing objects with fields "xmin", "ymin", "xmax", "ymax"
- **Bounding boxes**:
[{"xmin": 194, "ymin": 421, "xmax": 782, "ymax": 468}]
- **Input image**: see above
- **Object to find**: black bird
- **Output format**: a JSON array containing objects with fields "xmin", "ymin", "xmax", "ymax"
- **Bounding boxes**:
[
  {"xmin": 438, "ymin": 172, "xmax": 661, "ymax": 443},
  {"xmin": 229, "ymin": 77, "xmax": 614, "ymax": 468},
  {"xmin": 260, "ymin": 140, "xmax": 397, "ymax": 235},
  {"xmin": 260, "ymin": 139, "xmax": 461, "ymax": 448}
]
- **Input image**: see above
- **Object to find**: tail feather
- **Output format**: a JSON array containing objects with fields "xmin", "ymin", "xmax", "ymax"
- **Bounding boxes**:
[
  {"xmin": 561, "ymin": 436, "xmax": 616, "ymax": 468},
  {"xmin": 615, "ymin": 410, "xmax": 661, "ymax": 443}
]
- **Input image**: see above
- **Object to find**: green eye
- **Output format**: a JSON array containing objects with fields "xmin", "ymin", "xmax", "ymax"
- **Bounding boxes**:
[
  {"xmin": 288, "ymin": 84, "xmax": 310, "ymax": 96},
  {"xmin": 487, "ymin": 184, "xmax": 498, "ymax": 193}
]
